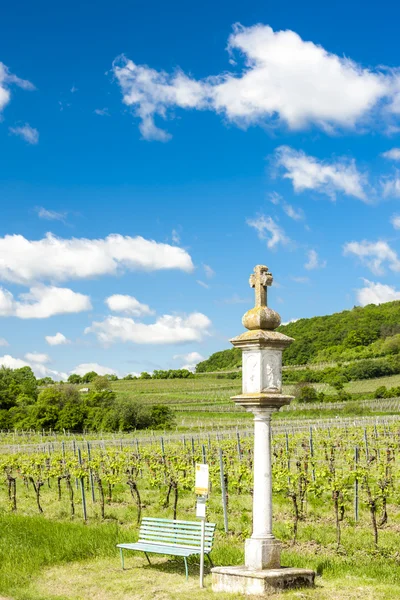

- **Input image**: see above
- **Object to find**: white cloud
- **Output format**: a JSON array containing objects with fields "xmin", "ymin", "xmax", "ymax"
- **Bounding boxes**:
[
  {"xmin": 282, "ymin": 318, "xmax": 299, "ymax": 325},
  {"xmin": 382, "ymin": 148, "xmax": 400, "ymax": 161},
  {"xmin": 282, "ymin": 203, "xmax": 304, "ymax": 220},
  {"xmin": 382, "ymin": 175, "xmax": 400, "ymax": 198},
  {"xmin": 343, "ymin": 240, "xmax": 400, "ymax": 275},
  {"xmin": 94, "ymin": 108, "xmax": 109, "ymax": 116},
  {"xmin": 197, "ymin": 280, "xmax": 209, "ymax": 289},
  {"xmin": 0, "ymin": 285, "xmax": 91, "ymax": 319},
  {"xmin": 171, "ymin": 229, "xmax": 180, "ymax": 244},
  {"xmin": 305, "ymin": 249, "xmax": 326, "ymax": 270},
  {"xmin": 0, "ymin": 62, "xmax": 35, "ymax": 113},
  {"xmin": 0, "ymin": 354, "xmax": 67, "ymax": 381},
  {"xmin": 112, "ymin": 23, "xmax": 399, "ymax": 140},
  {"xmin": 173, "ymin": 350, "xmax": 205, "ymax": 372},
  {"xmin": 247, "ymin": 214, "xmax": 289, "ymax": 248},
  {"xmin": 71, "ymin": 362, "xmax": 119, "ymax": 377},
  {"xmin": 203, "ymin": 264, "xmax": 215, "ymax": 279},
  {"xmin": 356, "ymin": 279, "xmax": 400, "ymax": 306},
  {"xmin": 0, "ymin": 232, "xmax": 194, "ymax": 285},
  {"xmin": 0, "ymin": 338, "xmax": 8, "ymax": 346},
  {"xmin": 36, "ymin": 207, "xmax": 67, "ymax": 222},
  {"xmin": 173, "ymin": 351, "xmax": 204, "ymax": 363},
  {"xmin": 9, "ymin": 124, "xmax": 39, "ymax": 145},
  {"xmin": 391, "ymin": 215, "xmax": 400, "ymax": 229},
  {"xmin": 268, "ymin": 192, "xmax": 281, "ymax": 205},
  {"xmin": 275, "ymin": 146, "xmax": 368, "ymax": 201},
  {"xmin": 85, "ymin": 312, "xmax": 211, "ymax": 345},
  {"xmin": 25, "ymin": 352, "xmax": 50, "ymax": 364},
  {"xmin": 45, "ymin": 332, "xmax": 70, "ymax": 346},
  {"xmin": 105, "ymin": 294, "xmax": 154, "ymax": 316}
]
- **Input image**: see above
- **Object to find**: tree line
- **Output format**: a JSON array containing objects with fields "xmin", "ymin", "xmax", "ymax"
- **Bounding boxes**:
[{"xmin": 0, "ymin": 367, "xmax": 174, "ymax": 432}]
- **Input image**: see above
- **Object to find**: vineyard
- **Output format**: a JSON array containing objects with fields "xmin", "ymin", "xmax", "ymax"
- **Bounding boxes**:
[
  {"xmin": 2, "ymin": 420, "xmax": 400, "ymax": 545},
  {"xmin": 2, "ymin": 419, "xmax": 400, "ymax": 598}
]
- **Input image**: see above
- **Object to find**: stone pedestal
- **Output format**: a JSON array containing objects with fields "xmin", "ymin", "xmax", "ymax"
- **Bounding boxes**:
[
  {"xmin": 211, "ymin": 265, "xmax": 316, "ymax": 596},
  {"xmin": 211, "ymin": 566, "xmax": 316, "ymax": 595}
]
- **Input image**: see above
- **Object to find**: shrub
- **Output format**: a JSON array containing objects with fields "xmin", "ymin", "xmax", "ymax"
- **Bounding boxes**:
[
  {"xmin": 296, "ymin": 385, "xmax": 319, "ymax": 403},
  {"xmin": 375, "ymin": 386, "xmax": 388, "ymax": 399}
]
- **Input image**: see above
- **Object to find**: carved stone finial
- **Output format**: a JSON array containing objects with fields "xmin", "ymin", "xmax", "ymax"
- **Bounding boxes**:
[
  {"xmin": 249, "ymin": 265, "xmax": 273, "ymax": 308},
  {"xmin": 242, "ymin": 265, "xmax": 281, "ymax": 331}
]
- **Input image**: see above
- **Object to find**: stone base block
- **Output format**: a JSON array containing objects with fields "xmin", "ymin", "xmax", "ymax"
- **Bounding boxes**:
[
  {"xmin": 245, "ymin": 537, "xmax": 281, "ymax": 570},
  {"xmin": 211, "ymin": 565, "xmax": 315, "ymax": 596}
]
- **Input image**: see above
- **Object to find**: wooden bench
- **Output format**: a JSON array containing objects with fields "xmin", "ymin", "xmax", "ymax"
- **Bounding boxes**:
[{"xmin": 117, "ymin": 517, "xmax": 216, "ymax": 580}]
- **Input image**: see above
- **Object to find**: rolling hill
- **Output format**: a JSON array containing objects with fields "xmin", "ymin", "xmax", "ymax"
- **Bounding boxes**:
[{"xmin": 196, "ymin": 300, "xmax": 400, "ymax": 371}]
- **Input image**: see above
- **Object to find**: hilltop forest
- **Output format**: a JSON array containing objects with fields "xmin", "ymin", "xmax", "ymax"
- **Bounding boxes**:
[{"xmin": 196, "ymin": 300, "xmax": 400, "ymax": 371}]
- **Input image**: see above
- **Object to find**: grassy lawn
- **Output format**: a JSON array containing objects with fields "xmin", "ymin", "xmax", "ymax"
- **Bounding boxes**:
[{"xmin": 2, "ymin": 512, "xmax": 400, "ymax": 600}]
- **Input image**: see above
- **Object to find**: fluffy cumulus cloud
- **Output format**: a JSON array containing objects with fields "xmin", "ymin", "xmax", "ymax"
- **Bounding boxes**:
[
  {"xmin": 85, "ymin": 313, "xmax": 211, "ymax": 345},
  {"xmin": 343, "ymin": 240, "xmax": 400, "ymax": 275},
  {"xmin": 9, "ymin": 124, "xmax": 39, "ymax": 144},
  {"xmin": 0, "ymin": 354, "xmax": 67, "ymax": 381},
  {"xmin": 45, "ymin": 332, "xmax": 70, "ymax": 346},
  {"xmin": 105, "ymin": 294, "xmax": 154, "ymax": 316},
  {"xmin": 0, "ymin": 232, "xmax": 194, "ymax": 285},
  {"xmin": 112, "ymin": 23, "xmax": 400, "ymax": 141},
  {"xmin": 71, "ymin": 363, "xmax": 118, "ymax": 377},
  {"xmin": 356, "ymin": 279, "xmax": 400, "ymax": 306},
  {"xmin": 0, "ymin": 61, "xmax": 35, "ymax": 113},
  {"xmin": 173, "ymin": 350, "xmax": 204, "ymax": 371},
  {"xmin": 0, "ymin": 285, "xmax": 91, "ymax": 319},
  {"xmin": 382, "ymin": 148, "xmax": 400, "ymax": 161},
  {"xmin": 305, "ymin": 250, "xmax": 327, "ymax": 270},
  {"xmin": 275, "ymin": 146, "xmax": 368, "ymax": 201},
  {"xmin": 247, "ymin": 215, "xmax": 289, "ymax": 248}
]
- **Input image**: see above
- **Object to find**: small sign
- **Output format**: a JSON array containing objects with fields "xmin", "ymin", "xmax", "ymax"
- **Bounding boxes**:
[{"xmin": 195, "ymin": 463, "xmax": 209, "ymax": 495}]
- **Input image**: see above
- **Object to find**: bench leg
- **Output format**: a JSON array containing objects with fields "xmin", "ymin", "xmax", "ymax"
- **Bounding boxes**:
[
  {"xmin": 144, "ymin": 552, "xmax": 151, "ymax": 565},
  {"xmin": 184, "ymin": 556, "xmax": 188, "ymax": 581},
  {"xmin": 120, "ymin": 548, "xmax": 124, "ymax": 570},
  {"xmin": 206, "ymin": 553, "xmax": 214, "ymax": 568}
]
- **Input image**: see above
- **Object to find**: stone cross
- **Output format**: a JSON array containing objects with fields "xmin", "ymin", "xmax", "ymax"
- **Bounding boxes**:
[{"xmin": 249, "ymin": 265, "xmax": 273, "ymax": 308}]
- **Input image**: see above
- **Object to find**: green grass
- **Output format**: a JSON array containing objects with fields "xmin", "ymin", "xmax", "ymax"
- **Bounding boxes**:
[{"xmin": 0, "ymin": 513, "xmax": 125, "ymax": 599}]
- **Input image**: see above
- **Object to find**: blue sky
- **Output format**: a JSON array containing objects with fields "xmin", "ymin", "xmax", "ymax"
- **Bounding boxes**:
[{"xmin": 2, "ymin": 0, "xmax": 400, "ymax": 379}]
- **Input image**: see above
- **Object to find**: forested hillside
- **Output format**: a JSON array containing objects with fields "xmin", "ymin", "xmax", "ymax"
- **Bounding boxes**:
[{"xmin": 196, "ymin": 300, "xmax": 400, "ymax": 371}]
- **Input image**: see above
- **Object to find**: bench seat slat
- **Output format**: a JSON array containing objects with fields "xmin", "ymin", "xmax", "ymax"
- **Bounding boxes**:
[
  {"xmin": 140, "ymin": 526, "xmax": 214, "ymax": 536},
  {"xmin": 141, "ymin": 518, "xmax": 209, "ymax": 525},
  {"xmin": 117, "ymin": 542, "xmax": 209, "ymax": 556},
  {"xmin": 140, "ymin": 523, "xmax": 214, "ymax": 531},
  {"xmin": 139, "ymin": 532, "xmax": 214, "ymax": 542},
  {"xmin": 141, "ymin": 522, "xmax": 215, "ymax": 532}
]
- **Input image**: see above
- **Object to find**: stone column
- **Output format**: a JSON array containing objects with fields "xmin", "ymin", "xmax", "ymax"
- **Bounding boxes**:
[
  {"xmin": 230, "ymin": 265, "xmax": 294, "ymax": 570},
  {"xmin": 211, "ymin": 265, "xmax": 316, "ymax": 595}
]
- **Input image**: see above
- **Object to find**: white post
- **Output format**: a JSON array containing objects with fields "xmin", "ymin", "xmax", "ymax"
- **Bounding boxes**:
[
  {"xmin": 200, "ymin": 516, "xmax": 205, "ymax": 588},
  {"xmin": 251, "ymin": 409, "xmax": 273, "ymax": 539}
]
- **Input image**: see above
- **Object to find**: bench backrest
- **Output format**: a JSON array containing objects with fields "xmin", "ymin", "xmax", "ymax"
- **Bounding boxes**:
[{"xmin": 139, "ymin": 517, "xmax": 216, "ymax": 551}]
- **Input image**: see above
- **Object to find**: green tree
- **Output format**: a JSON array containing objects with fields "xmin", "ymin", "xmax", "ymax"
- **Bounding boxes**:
[
  {"xmin": 92, "ymin": 375, "xmax": 111, "ymax": 392},
  {"xmin": 140, "ymin": 372, "xmax": 151, "ymax": 380},
  {"xmin": 81, "ymin": 371, "xmax": 98, "ymax": 383},
  {"xmin": 68, "ymin": 374, "xmax": 82, "ymax": 384}
]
